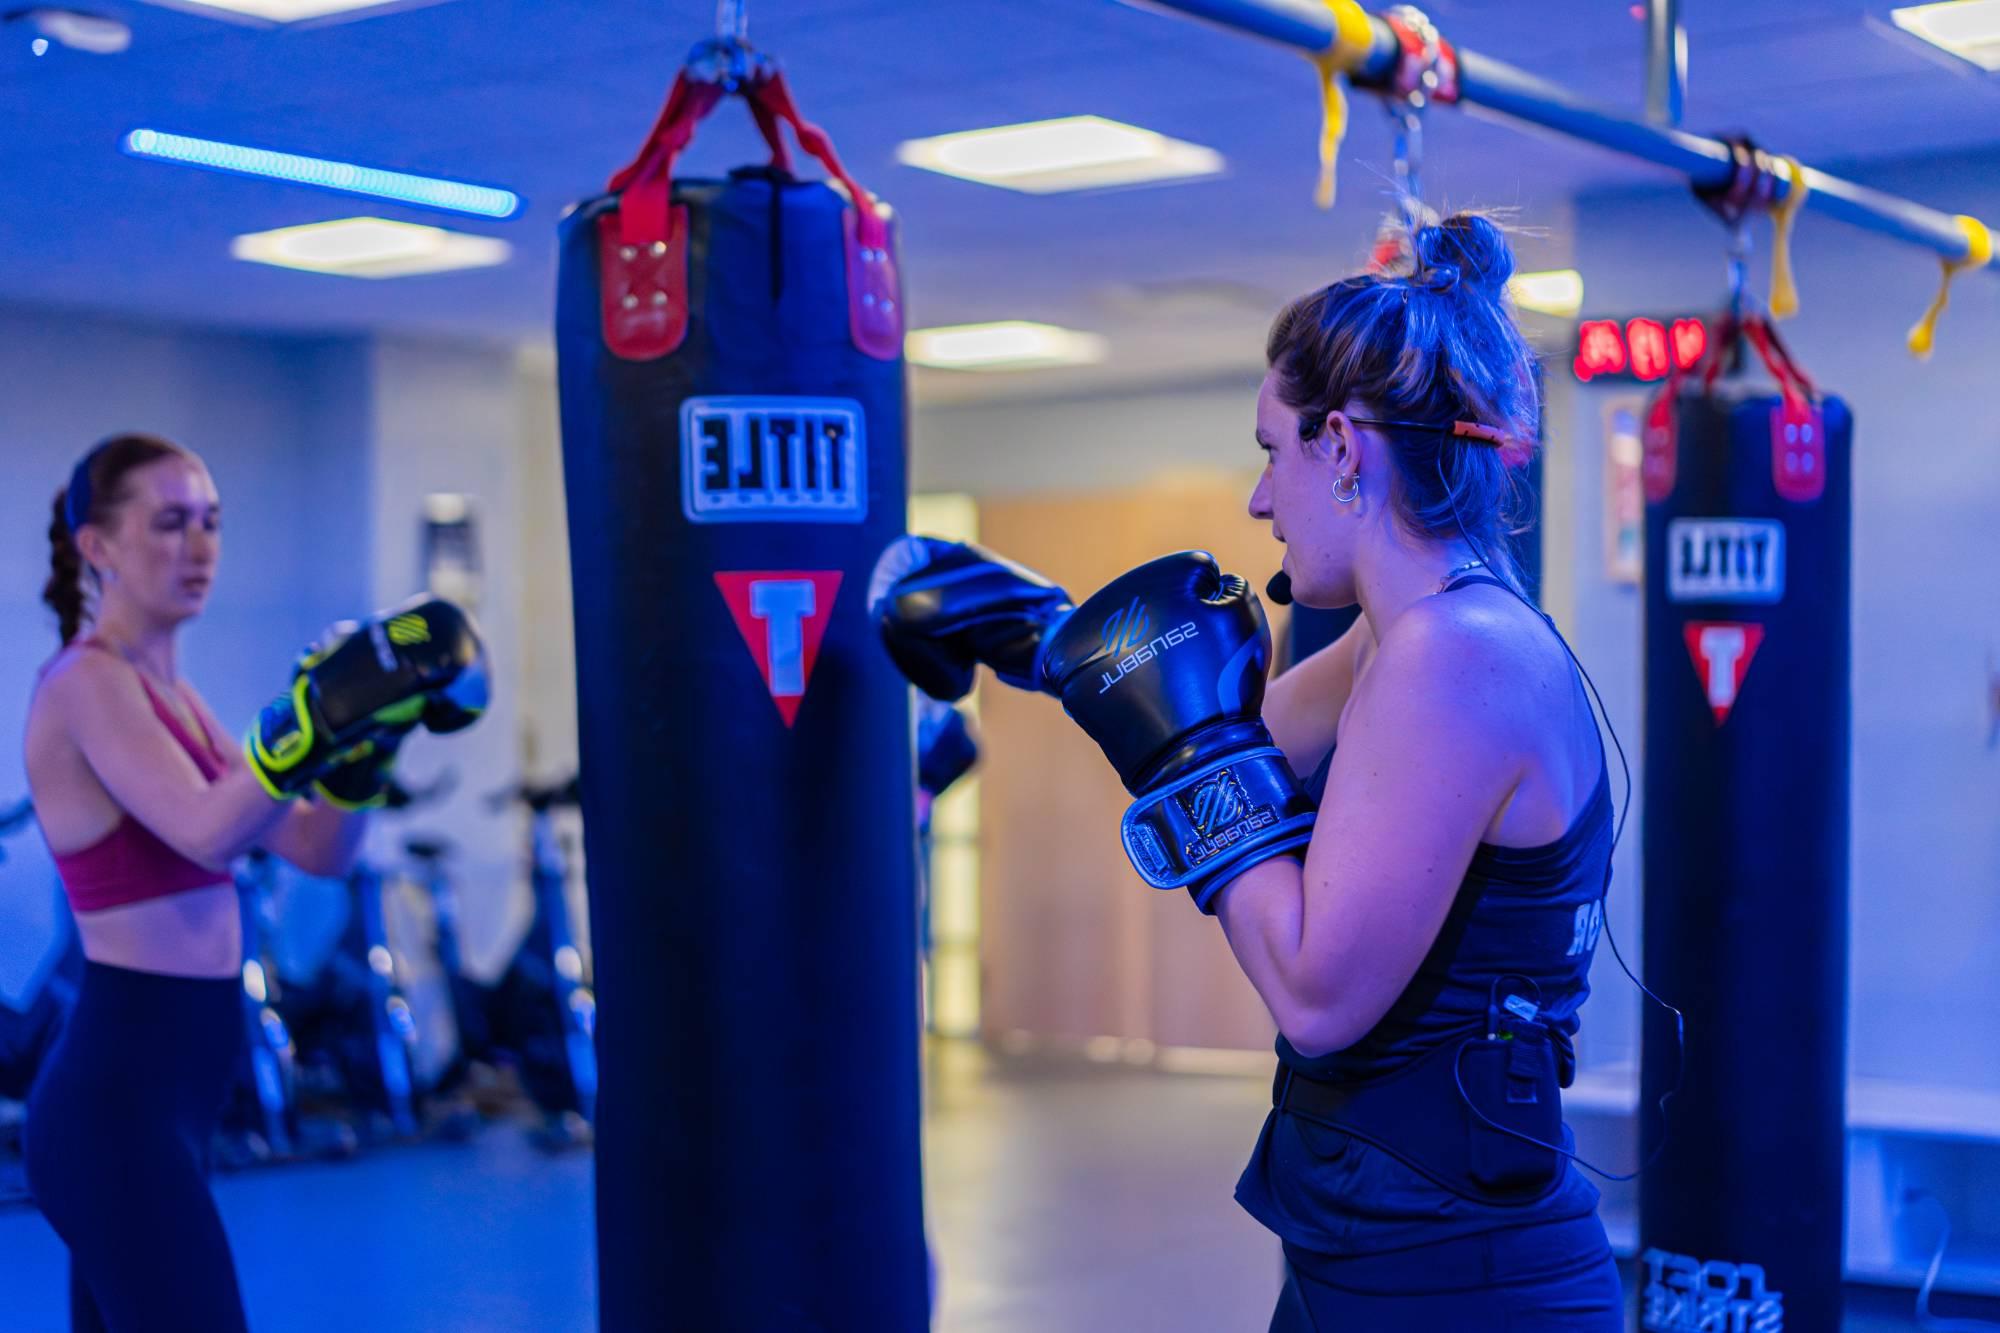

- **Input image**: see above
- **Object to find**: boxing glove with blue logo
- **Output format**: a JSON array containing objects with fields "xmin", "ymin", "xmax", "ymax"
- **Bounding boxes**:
[{"xmin": 1036, "ymin": 551, "xmax": 1315, "ymax": 912}]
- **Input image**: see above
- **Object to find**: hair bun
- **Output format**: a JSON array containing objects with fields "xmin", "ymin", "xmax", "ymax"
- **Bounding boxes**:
[
  {"xmin": 1413, "ymin": 263, "xmax": 1460, "ymax": 294},
  {"xmin": 1412, "ymin": 212, "xmax": 1514, "ymax": 297}
]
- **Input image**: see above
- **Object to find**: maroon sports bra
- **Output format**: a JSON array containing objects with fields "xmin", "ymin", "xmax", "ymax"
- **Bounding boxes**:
[{"xmin": 47, "ymin": 640, "xmax": 233, "ymax": 913}]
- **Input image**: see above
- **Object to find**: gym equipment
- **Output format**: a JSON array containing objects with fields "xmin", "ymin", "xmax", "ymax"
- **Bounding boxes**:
[
  {"xmin": 1638, "ymin": 315, "xmax": 1850, "ymax": 1332},
  {"xmin": 555, "ymin": 30, "xmax": 926, "ymax": 1326},
  {"xmin": 486, "ymin": 776, "xmax": 597, "ymax": 1151}
]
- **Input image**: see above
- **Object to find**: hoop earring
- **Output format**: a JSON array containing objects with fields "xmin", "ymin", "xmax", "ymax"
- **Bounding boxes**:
[{"xmin": 1332, "ymin": 472, "xmax": 1360, "ymax": 504}]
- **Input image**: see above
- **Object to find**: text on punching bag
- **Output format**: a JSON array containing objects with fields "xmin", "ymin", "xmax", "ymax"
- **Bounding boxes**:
[
  {"xmin": 680, "ymin": 396, "xmax": 868, "ymax": 524},
  {"xmin": 1665, "ymin": 519, "xmax": 1785, "ymax": 604}
]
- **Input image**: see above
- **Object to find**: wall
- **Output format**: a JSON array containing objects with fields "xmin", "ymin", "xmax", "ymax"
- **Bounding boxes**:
[
  {"xmin": 512, "ymin": 346, "xmax": 579, "ymax": 784},
  {"xmin": 361, "ymin": 336, "xmax": 538, "ymax": 976},
  {"xmin": 911, "ymin": 375, "xmax": 1264, "ymax": 499}
]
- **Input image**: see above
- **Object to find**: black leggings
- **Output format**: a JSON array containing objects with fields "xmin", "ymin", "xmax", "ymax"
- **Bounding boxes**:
[
  {"xmin": 23, "ymin": 960, "xmax": 248, "ymax": 1333},
  {"xmin": 1269, "ymin": 1215, "xmax": 1623, "ymax": 1332}
]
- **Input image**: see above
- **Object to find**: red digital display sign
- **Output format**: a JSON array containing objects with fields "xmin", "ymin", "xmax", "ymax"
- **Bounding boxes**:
[{"xmin": 1573, "ymin": 316, "xmax": 1709, "ymax": 383}]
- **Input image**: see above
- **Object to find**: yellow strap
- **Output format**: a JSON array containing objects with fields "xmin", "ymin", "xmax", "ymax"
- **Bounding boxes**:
[
  {"xmin": 1908, "ymin": 214, "xmax": 1994, "ymax": 359},
  {"xmin": 1768, "ymin": 156, "xmax": 1809, "ymax": 320},
  {"xmin": 1310, "ymin": 0, "xmax": 1377, "ymax": 210}
]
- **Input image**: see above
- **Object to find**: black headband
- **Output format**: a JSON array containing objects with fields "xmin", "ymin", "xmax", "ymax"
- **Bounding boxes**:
[{"xmin": 61, "ymin": 448, "xmax": 101, "ymax": 535}]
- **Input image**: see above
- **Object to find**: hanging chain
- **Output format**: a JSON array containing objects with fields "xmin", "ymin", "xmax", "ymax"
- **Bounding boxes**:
[
  {"xmin": 689, "ymin": 0, "xmax": 758, "ymax": 89},
  {"xmin": 1382, "ymin": 7, "xmax": 1449, "ymax": 236},
  {"xmin": 716, "ymin": 0, "xmax": 748, "ymax": 44}
]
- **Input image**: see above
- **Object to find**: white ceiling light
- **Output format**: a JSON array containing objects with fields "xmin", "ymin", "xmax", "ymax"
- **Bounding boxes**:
[
  {"xmin": 1507, "ymin": 269, "xmax": 1585, "ymax": 318},
  {"xmin": 21, "ymin": 8, "xmax": 133, "ymax": 53},
  {"xmin": 896, "ymin": 116, "xmax": 1224, "ymax": 194},
  {"xmin": 231, "ymin": 217, "xmax": 510, "ymax": 278},
  {"xmin": 136, "ymin": 0, "xmax": 451, "ymax": 25},
  {"xmin": 906, "ymin": 321, "xmax": 1108, "ymax": 371},
  {"xmin": 1890, "ymin": 0, "xmax": 2000, "ymax": 70}
]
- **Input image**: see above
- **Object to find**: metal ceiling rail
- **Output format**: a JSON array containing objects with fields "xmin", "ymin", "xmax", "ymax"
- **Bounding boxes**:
[{"xmin": 1128, "ymin": 0, "xmax": 1997, "ymax": 273}]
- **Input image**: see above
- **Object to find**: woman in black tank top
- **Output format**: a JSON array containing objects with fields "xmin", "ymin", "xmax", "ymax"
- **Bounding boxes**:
[{"xmin": 1215, "ymin": 214, "xmax": 1623, "ymax": 1329}]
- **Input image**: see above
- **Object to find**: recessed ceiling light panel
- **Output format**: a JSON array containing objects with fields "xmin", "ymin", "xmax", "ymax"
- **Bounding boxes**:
[
  {"xmin": 906, "ymin": 321, "xmax": 1108, "ymax": 371},
  {"xmin": 1890, "ymin": 0, "xmax": 2000, "ymax": 70},
  {"xmin": 135, "ymin": 0, "xmax": 453, "ymax": 25},
  {"xmin": 232, "ymin": 217, "xmax": 510, "ymax": 278},
  {"xmin": 896, "ymin": 116, "xmax": 1224, "ymax": 194}
]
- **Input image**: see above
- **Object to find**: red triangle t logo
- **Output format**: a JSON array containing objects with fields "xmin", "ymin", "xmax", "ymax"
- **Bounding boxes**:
[
  {"xmin": 1683, "ymin": 620, "xmax": 1766, "ymax": 726},
  {"xmin": 715, "ymin": 571, "xmax": 844, "ymax": 727}
]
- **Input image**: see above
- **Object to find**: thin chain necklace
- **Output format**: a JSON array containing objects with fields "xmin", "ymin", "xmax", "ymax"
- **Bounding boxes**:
[{"xmin": 1434, "ymin": 557, "xmax": 1485, "ymax": 595}]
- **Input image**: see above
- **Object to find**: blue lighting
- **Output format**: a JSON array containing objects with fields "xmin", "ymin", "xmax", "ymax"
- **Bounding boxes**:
[{"xmin": 121, "ymin": 129, "xmax": 522, "ymax": 220}]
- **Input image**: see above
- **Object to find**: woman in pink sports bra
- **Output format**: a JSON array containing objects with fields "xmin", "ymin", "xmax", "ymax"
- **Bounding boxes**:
[{"xmin": 21, "ymin": 434, "xmax": 399, "ymax": 1333}]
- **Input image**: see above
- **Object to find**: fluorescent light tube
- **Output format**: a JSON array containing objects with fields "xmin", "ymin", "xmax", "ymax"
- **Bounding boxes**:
[{"xmin": 124, "ymin": 129, "xmax": 520, "ymax": 219}]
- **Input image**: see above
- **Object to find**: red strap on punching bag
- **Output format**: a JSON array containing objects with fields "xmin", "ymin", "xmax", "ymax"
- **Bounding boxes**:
[
  {"xmin": 597, "ymin": 67, "xmax": 900, "ymax": 362},
  {"xmin": 1641, "ymin": 337, "xmax": 1695, "ymax": 504},
  {"xmin": 594, "ymin": 73, "xmax": 721, "ymax": 360},
  {"xmin": 1744, "ymin": 318, "xmax": 1826, "ymax": 502},
  {"xmin": 1644, "ymin": 312, "xmax": 1828, "ymax": 504},
  {"xmin": 746, "ymin": 70, "xmax": 902, "ymax": 361}
]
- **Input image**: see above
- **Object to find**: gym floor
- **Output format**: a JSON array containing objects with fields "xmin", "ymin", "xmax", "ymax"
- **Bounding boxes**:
[{"xmin": 0, "ymin": 1043, "xmax": 1989, "ymax": 1331}]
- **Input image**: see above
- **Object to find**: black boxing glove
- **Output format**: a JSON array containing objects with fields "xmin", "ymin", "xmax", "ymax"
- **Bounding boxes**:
[
  {"xmin": 1037, "ymin": 552, "xmax": 1315, "ymax": 912},
  {"xmin": 869, "ymin": 536, "xmax": 1074, "ymax": 702},
  {"xmin": 916, "ymin": 697, "xmax": 981, "ymax": 800},
  {"xmin": 245, "ymin": 596, "xmax": 486, "ymax": 799},
  {"xmin": 311, "ymin": 725, "xmax": 410, "ymax": 811}
]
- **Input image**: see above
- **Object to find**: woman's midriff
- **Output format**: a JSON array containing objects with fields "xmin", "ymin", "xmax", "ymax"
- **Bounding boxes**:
[{"xmin": 72, "ymin": 882, "xmax": 242, "ymax": 979}]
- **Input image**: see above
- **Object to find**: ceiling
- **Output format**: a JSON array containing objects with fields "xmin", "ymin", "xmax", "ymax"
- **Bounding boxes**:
[{"xmin": 1, "ymin": 0, "xmax": 1995, "ymax": 401}]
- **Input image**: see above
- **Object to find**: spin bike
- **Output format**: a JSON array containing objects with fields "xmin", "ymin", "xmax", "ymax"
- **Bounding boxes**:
[
  {"xmin": 0, "ymin": 797, "xmax": 76, "ymax": 1206},
  {"xmin": 223, "ymin": 849, "xmax": 360, "ymax": 1167},
  {"xmin": 409, "ymin": 776, "xmax": 595, "ymax": 1149},
  {"xmin": 273, "ymin": 771, "xmax": 471, "ymax": 1144}
]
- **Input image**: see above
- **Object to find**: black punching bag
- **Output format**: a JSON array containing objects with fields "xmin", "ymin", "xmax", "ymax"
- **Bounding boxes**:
[
  {"xmin": 1638, "ymin": 321, "xmax": 1851, "ymax": 1333},
  {"xmin": 555, "ymin": 68, "xmax": 927, "ymax": 1331}
]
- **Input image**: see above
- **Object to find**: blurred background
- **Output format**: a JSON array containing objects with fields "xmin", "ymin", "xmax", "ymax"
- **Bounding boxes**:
[{"xmin": 1, "ymin": 1, "xmax": 1997, "ymax": 1329}]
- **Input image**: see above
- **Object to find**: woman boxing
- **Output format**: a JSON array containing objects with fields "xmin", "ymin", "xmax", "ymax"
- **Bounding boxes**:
[
  {"xmin": 873, "ymin": 213, "xmax": 1622, "ymax": 1327},
  {"xmin": 22, "ymin": 433, "xmax": 487, "ymax": 1332}
]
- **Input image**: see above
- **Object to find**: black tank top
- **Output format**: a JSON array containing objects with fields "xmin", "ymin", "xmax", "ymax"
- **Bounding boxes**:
[{"xmin": 1234, "ymin": 574, "xmax": 1613, "ymax": 1255}]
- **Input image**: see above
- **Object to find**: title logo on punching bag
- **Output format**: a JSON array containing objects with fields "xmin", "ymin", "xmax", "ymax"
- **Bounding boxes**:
[
  {"xmin": 714, "ymin": 571, "xmax": 844, "ymax": 727},
  {"xmin": 1683, "ymin": 620, "xmax": 1767, "ymax": 726},
  {"xmin": 1666, "ymin": 519, "xmax": 1785, "ymax": 604},
  {"xmin": 682, "ymin": 397, "xmax": 867, "ymax": 524},
  {"xmin": 1641, "ymin": 1248, "xmax": 1784, "ymax": 1332}
]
